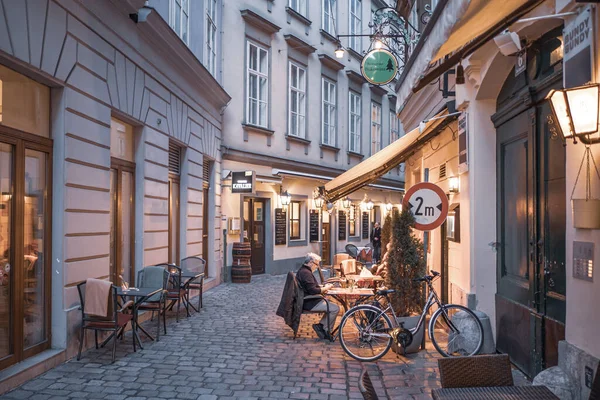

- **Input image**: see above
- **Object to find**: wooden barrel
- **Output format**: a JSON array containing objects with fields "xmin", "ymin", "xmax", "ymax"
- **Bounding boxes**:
[{"xmin": 231, "ymin": 242, "xmax": 251, "ymax": 283}]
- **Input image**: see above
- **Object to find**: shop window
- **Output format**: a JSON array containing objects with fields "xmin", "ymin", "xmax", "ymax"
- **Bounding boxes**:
[
  {"xmin": 0, "ymin": 65, "xmax": 49, "ymax": 138},
  {"xmin": 447, "ymin": 204, "xmax": 460, "ymax": 242},
  {"xmin": 290, "ymin": 201, "xmax": 302, "ymax": 240}
]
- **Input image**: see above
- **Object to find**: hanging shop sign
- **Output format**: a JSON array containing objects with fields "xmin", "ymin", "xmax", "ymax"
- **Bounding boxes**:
[
  {"xmin": 402, "ymin": 182, "xmax": 449, "ymax": 231},
  {"xmin": 563, "ymin": 6, "xmax": 594, "ymax": 87},
  {"xmin": 231, "ymin": 170, "xmax": 255, "ymax": 194},
  {"xmin": 361, "ymin": 49, "xmax": 398, "ymax": 85}
]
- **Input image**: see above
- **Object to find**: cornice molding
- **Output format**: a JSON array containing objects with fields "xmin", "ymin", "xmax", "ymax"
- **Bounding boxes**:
[
  {"xmin": 240, "ymin": 9, "xmax": 281, "ymax": 34},
  {"xmin": 284, "ymin": 34, "xmax": 317, "ymax": 55},
  {"xmin": 318, "ymin": 54, "xmax": 345, "ymax": 71}
]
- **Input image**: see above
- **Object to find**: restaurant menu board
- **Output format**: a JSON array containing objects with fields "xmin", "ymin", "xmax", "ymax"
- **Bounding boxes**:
[
  {"xmin": 362, "ymin": 212, "xmax": 369, "ymax": 239},
  {"xmin": 275, "ymin": 208, "xmax": 287, "ymax": 245},
  {"xmin": 338, "ymin": 211, "xmax": 347, "ymax": 241},
  {"xmin": 310, "ymin": 210, "xmax": 319, "ymax": 242}
]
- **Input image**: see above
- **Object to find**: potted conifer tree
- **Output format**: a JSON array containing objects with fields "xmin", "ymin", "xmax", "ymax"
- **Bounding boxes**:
[{"xmin": 386, "ymin": 208, "xmax": 426, "ymax": 354}]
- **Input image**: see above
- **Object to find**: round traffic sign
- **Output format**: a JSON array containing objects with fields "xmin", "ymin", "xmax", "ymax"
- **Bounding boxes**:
[{"xmin": 402, "ymin": 182, "xmax": 448, "ymax": 231}]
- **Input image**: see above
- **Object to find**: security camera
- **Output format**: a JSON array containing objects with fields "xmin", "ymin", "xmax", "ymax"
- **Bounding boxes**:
[
  {"xmin": 130, "ymin": 1, "xmax": 154, "ymax": 23},
  {"xmin": 493, "ymin": 31, "xmax": 521, "ymax": 56}
]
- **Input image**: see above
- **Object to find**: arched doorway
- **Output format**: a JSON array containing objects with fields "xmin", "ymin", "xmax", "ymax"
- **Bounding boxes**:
[{"xmin": 492, "ymin": 26, "xmax": 566, "ymax": 378}]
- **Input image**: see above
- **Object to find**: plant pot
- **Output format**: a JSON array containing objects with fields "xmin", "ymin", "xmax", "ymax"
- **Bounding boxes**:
[
  {"xmin": 391, "ymin": 315, "xmax": 425, "ymax": 355},
  {"xmin": 572, "ymin": 199, "xmax": 600, "ymax": 229}
]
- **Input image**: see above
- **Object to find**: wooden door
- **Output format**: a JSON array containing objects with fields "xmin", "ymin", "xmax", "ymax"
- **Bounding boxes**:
[
  {"xmin": 440, "ymin": 222, "xmax": 449, "ymax": 304},
  {"xmin": 244, "ymin": 198, "xmax": 265, "ymax": 275},
  {"xmin": 168, "ymin": 177, "xmax": 180, "ymax": 265},
  {"xmin": 202, "ymin": 186, "xmax": 209, "ymax": 275},
  {"xmin": 110, "ymin": 160, "xmax": 135, "ymax": 286}
]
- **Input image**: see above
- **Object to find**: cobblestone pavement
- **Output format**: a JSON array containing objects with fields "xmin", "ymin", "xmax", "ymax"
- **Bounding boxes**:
[{"xmin": 1, "ymin": 275, "xmax": 529, "ymax": 400}]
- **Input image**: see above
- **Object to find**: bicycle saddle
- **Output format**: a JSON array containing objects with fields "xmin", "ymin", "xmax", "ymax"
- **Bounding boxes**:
[{"xmin": 376, "ymin": 289, "xmax": 396, "ymax": 295}]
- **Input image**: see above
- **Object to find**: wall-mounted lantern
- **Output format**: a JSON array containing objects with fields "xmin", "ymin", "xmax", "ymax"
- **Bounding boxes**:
[
  {"xmin": 547, "ymin": 83, "xmax": 600, "ymax": 144},
  {"xmin": 386, "ymin": 202, "xmax": 393, "ymax": 211},
  {"xmin": 342, "ymin": 196, "xmax": 352, "ymax": 209},
  {"xmin": 279, "ymin": 188, "xmax": 291, "ymax": 207},
  {"xmin": 448, "ymin": 176, "xmax": 460, "ymax": 194},
  {"xmin": 313, "ymin": 195, "xmax": 324, "ymax": 209}
]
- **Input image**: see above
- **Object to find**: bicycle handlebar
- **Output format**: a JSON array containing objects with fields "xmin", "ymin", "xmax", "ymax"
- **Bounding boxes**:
[{"xmin": 412, "ymin": 270, "xmax": 440, "ymax": 282}]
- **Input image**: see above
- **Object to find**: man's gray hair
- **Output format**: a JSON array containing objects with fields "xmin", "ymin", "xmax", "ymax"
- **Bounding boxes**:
[{"xmin": 303, "ymin": 252, "xmax": 322, "ymax": 266}]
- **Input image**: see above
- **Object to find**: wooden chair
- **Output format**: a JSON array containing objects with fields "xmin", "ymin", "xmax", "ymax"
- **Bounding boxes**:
[
  {"xmin": 359, "ymin": 366, "xmax": 379, "ymax": 400},
  {"xmin": 76, "ymin": 281, "xmax": 134, "ymax": 363},
  {"xmin": 136, "ymin": 266, "xmax": 169, "ymax": 341},
  {"xmin": 437, "ymin": 354, "xmax": 514, "ymax": 389},
  {"xmin": 180, "ymin": 256, "xmax": 206, "ymax": 309}
]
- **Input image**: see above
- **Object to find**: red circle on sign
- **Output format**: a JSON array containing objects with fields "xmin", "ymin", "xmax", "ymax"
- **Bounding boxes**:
[{"xmin": 402, "ymin": 182, "xmax": 449, "ymax": 231}]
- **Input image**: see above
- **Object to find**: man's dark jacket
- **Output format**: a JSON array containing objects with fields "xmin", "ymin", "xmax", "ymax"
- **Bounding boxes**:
[
  {"xmin": 276, "ymin": 271, "xmax": 304, "ymax": 335},
  {"xmin": 370, "ymin": 227, "xmax": 381, "ymax": 247}
]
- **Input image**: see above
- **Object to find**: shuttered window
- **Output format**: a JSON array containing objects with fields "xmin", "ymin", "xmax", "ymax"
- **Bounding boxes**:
[
  {"xmin": 439, "ymin": 163, "xmax": 446, "ymax": 179},
  {"xmin": 169, "ymin": 141, "xmax": 181, "ymax": 175},
  {"xmin": 203, "ymin": 158, "xmax": 211, "ymax": 188}
]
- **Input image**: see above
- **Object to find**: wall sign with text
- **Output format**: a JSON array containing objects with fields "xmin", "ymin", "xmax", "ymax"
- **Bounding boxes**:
[
  {"xmin": 361, "ymin": 49, "xmax": 398, "ymax": 85},
  {"xmin": 231, "ymin": 171, "xmax": 255, "ymax": 194},
  {"xmin": 563, "ymin": 6, "xmax": 594, "ymax": 87},
  {"xmin": 403, "ymin": 182, "xmax": 449, "ymax": 231}
]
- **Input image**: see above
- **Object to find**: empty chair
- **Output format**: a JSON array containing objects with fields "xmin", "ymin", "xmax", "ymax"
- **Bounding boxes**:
[
  {"xmin": 345, "ymin": 244, "xmax": 359, "ymax": 260},
  {"xmin": 180, "ymin": 256, "xmax": 206, "ymax": 310},
  {"xmin": 76, "ymin": 280, "xmax": 134, "ymax": 363},
  {"xmin": 358, "ymin": 366, "xmax": 379, "ymax": 400},
  {"xmin": 437, "ymin": 354, "xmax": 514, "ymax": 389},
  {"xmin": 136, "ymin": 266, "xmax": 169, "ymax": 340}
]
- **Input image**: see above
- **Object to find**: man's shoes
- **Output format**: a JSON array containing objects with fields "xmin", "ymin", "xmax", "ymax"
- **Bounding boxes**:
[{"xmin": 312, "ymin": 323, "xmax": 326, "ymax": 339}]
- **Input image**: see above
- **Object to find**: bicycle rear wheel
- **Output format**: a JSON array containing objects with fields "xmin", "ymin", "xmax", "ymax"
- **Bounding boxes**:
[
  {"xmin": 429, "ymin": 304, "xmax": 484, "ymax": 357},
  {"xmin": 338, "ymin": 305, "xmax": 393, "ymax": 362}
]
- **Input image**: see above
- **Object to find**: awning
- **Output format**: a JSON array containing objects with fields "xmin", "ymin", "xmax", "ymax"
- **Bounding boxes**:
[
  {"xmin": 322, "ymin": 109, "xmax": 457, "ymax": 202},
  {"xmin": 395, "ymin": 0, "xmax": 544, "ymax": 112}
]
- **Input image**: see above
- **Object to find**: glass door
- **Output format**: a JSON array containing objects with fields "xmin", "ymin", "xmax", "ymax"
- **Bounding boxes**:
[
  {"xmin": 0, "ymin": 136, "xmax": 52, "ymax": 371},
  {"xmin": 168, "ymin": 177, "xmax": 180, "ymax": 265},
  {"xmin": 110, "ymin": 161, "xmax": 135, "ymax": 286}
]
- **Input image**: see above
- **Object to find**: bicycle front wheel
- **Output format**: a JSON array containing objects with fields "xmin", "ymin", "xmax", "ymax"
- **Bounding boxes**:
[
  {"xmin": 429, "ymin": 304, "xmax": 484, "ymax": 357},
  {"xmin": 338, "ymin": 305, "xmax": 393, "ymax": 362}
]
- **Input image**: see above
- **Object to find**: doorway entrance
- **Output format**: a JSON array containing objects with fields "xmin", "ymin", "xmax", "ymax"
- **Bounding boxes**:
[
  {"xmin": 0, "ymin": 132, "xmax": 52, "ymax": 371},
  {"xmin": 243, "ymin": 198, "xmax": 265, "ymax": 274},
  {"xmin": 110, "ymin": 160, "xmax": 135, "ymax": 286},
  {"xmin": 493, "ymin": 27, "xmax": 566, "ymax": 377}
]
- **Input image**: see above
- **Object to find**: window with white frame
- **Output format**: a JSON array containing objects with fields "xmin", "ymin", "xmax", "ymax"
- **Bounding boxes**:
[
  {"xmin": 289, "ymin": 0, "xmax": 307, "ymax": 16},
  {"xmin": 322, "ymin": 0, "xmax": 337, "ymax": 34},
  {"xmin": 289, "ymin": 62, "xmax": 306, "ymax": 138},
  {"xmin": 349, "ymin": 0, "xmax": 361, "ymax": 51},
  {"xmin": 390, "ymin": 111, "xmax": 400, "ymax": 143},
  {"xmin": 170, "ymin": 0, "xmax": 189, "ymax": 45},
  {"xmin": 349, "ymin": 92, "xmax": 361, "ymax": 153},
  {"xmin": 246, "ymin": 42, "xmax": 269, "ymax": 128},
  {"xmin": 205, "ymin": 0, "xmax": 217, "ymax": 76},
  {"xmin": 322, "ymin": 78, "xmax": 336, "ymax": 146},
  {"xmin": 371, "ymin": 102, "xmax": 381, "ymax": 155}
]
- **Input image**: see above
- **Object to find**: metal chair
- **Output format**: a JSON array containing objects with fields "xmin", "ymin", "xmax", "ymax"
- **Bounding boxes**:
[
  {"xmin": 180, "ymin": 256, "xmax": 206, "ymax": 309},
  {"xmin": 157, "ymin": 263, "xmax": 187, "ymax": 322},
  {"xmin": 136, "ymin": 266, "xmax": 169, "ymax": 340},
  {"xmin": 292, "ymin": 272, "xmax": 334, "ymax": 342},
  {"xmin": 359, "ymin": 366, "xmax": 379, "ymax": 400},
  {"xmin": 345, "ymin": 244, "xmax": 359, "ymax": 259},
  {"xmin": 437, "ymin": 354, "xmax": 514, "ymax": 388},
  {"xmin": 76, "ymin": 281, "xmax": 134, "ymax": 363}
]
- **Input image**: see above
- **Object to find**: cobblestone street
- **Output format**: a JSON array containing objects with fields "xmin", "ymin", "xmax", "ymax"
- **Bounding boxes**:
[{"xmin": 0, "ymin": 275, "xmax": 523, "ymax": 399}]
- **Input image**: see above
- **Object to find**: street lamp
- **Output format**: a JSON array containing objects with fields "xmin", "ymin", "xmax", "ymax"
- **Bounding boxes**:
[
  {"xmin": 335, "ymin": 44, "xmax": 345, "ymax": 59},
  {"xmin": 313, "ymin": 195, "xmax": 324, "ymax": 209},
  {"xmin": 342, "ymin": 197, "xmax": 352, "ymax": 209},
  {"xmin": 279, "ymin": 189, "xmax": 291, "ymax": 207},
  {"xmin": 547, "ymin": 83, "xmax": 600, "ymax": 144},
  {"xmin": 366, "ymin": 200, "xmax": 374, "ymax": 211},
  {"xmin": 448, "ymin": 177, "xmax": 460, "ymax": 194}
]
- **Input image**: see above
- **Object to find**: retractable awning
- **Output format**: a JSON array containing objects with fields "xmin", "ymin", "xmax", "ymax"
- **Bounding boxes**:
[
  {"xmin": 395, "ymin": 0, "xmax": 545, "ymax": 111},
  {"xmin": 322, "ymin": 109, "xmax": 457, "ymax": 203}
]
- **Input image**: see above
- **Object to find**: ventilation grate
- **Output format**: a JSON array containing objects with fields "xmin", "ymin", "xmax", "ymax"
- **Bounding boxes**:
[
  {"xmin": 439, "ymin": 163, "xmax": 446, "ymax": 179},
  {"xmin": 168, "ymin": 141, "xmax": 181, "ymax": 175}
]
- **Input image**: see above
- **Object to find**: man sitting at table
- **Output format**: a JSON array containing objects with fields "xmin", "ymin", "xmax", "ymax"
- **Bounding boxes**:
[{"xmin": 297, "ymin": 252, "xmax": 339, "ymax": 340}]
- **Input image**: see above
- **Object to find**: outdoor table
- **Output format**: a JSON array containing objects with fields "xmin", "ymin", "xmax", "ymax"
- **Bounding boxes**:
[
  {"xmin": 344, "ymin": 274, "xmax": 384, "ymax": 288},
  {"xmin": 179, "ymin": 271, "xmax": 204, "ymax": 313},
  {"xmin": 431, "ymin": 386, "xmax": 559, "ymax": 399},
  {"xmin": 115, "ymin": 287, "xmax": 162, "ymax": 348},
  {"xmin": 325, "ymin": 287, "xmax": 374, "ymax": 312}
]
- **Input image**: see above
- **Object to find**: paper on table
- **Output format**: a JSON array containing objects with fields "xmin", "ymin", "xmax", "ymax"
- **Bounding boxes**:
[{"xmin": 360, "ymin": 267, "xmax": 373, "ymax": 277}]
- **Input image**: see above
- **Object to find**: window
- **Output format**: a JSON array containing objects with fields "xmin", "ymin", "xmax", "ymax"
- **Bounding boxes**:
[
  {"xmin": 371, "ymin": 103, "xmax": 381, "ymax": 154},
  {"xmin": 431, "ymin": 0, "xmax": 440, "ymax": 11},
  {"xmin": 322, "ymin": 78, "xmax": 336, "ymax": 146},
  {"xmin": 170, "ymin": 0, "xmax": 189, "ymax": 45},
  {"xmin": 322, "ymin": 0, "xmax": 337, "ymax": 34},
  {"xmin": 390, "ymin": 111, "xmax": 400, "ymax": 143},
  {"xmin": 206, "ymin": 0, "xmax": 217, "ymax": 76},
  {"xmin": 246, "ymin": 42, "xmax": 269, "ymax": 128},
  {"xmin": 289, "ymin": 62, "xmax": 306, "ymax": 138},
  {"xmin": 290, "ymin": 201, "xmax": 302, "ymax": 240},
  {"xmin": 349, "ymin": 205, "xmax": 356, "ymax": 236},
  {"xmin": 349, "ymin": 0, "xmax": 361, "ymax": 51},
  {"xmin": 289, "ymin": 0, "xmax": 307, "ymax": 16},
  {"xmin": 408, "ymin": 4, "xmax": 419, "ymax": 56},
  {"xmin": 349, "ymin": 92, "xmax": 361, "ymax": 153}
]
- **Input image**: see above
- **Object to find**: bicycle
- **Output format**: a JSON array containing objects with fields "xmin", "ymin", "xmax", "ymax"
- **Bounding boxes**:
[{"xmin": 337, "ymin": 270, "xmax": 484, "ymax": 362}]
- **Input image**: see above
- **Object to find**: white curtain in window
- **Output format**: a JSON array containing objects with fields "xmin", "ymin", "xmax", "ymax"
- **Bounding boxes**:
[
  {"xmin": 349, "ymin": 92, "xmax": 361, "ymax": 153},
  {"xmin": 289, "ymin": 63, "xmax": 306, "ymax": 137},
  {"xmin": 322, "ymin": 79, "xmax": 336, "ymax": 146},
  {"xmin": 247, "ymin": 43, "xmax": 269, "ymax": 127}
]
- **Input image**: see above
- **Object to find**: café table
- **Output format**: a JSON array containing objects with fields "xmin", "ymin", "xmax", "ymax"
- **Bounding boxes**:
[
  {"xmin": 115, "ymin": 286, "xmax": 162, "ymax": 349},
  {"xmin": 431, "ymin": 386, "xmax": 559, "ymax": 399},
  {"xmin": 179, "ymin": 271, "xmax": 204, "ymax": 314},
  {"xmin": 325, "ymin": 287, "xmax": 374, "ymax": 312},
  {"xmin": 344, "ymin": 274, "xmax": 384, "ymax": 288}
]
